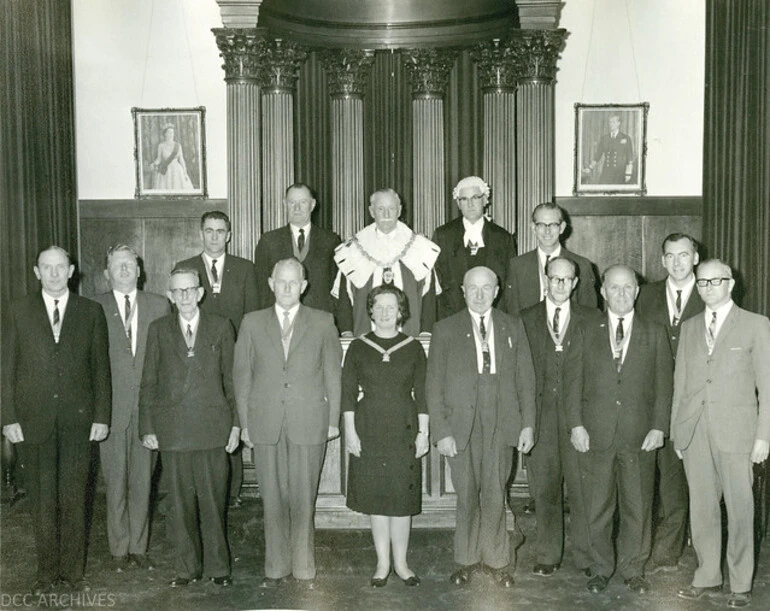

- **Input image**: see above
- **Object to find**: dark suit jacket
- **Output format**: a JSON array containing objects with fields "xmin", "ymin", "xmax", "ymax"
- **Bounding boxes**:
[
  {"xmin": 671, "ymin": 306, "xmax": 770, "ymax": 453},
  {"xmin": 138, "ymin": 311, "xmax": 237, "ymax": 452},
  {"xmin": 570, "ymin": 313, "xmax": 673, "ymax": 452},
  {"xmin": 426, "ymin": 308, "xmax": 537, "ymax": 451},
  {"xmin": 520, "ymin": 301, "xmax": 602, "ymax": 443},
  {"xmin": 636, "ymin": 279, "xmax": 704, "ymax": 364},
  {"xmin": 504, "ymin": 248, "xmax": 598, "ymax": 315},
  {"xmin": 432, "ymin": 216, "xmax": 516, "ymax": 320},
  {"xmin": 254, "ymin": 224, "xmax": 341, "ymax": 315},
  {"xmin": 94, "ymin": 291, "xmax": 170, "ymax": 432},
  {"xmin": 174, "ymin": 253, "xmax": 259, "ymax": 335},
  {"xmin": 2, "ymin": 292, "xmax": 111, "ymax": 443},
  {"xmin": 233, "ymin": 305, "xmax": 342, "ymax": 446}
]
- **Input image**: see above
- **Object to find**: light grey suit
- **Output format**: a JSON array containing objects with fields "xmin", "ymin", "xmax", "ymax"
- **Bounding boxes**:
[
  {"xmin": 672, "ymin": 305, "xmax": 770, "ymax": 593},
  {"xmin": 233, "ymin": 305, "xmax": 342, "ymax": 580},
  {"xmin": 95, "ymin": 290, "xmax": 170, "ymax": 557}
]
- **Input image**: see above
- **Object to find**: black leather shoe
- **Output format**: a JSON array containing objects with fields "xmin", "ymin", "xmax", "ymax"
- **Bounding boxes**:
[
  {"xmin": 112, "ymin": 555, "xmax": 130, "ymax": 572},
  {"xmin": 624, "ymin": 575, "xmax": 650, "ymax": 594},
  {"xmin": 30, "ymin": 580, "xmax": 54, "ymax": 596},
  {"xmin": 295, "ymin": 578, "xmax": 316, "ymax": 590},
  {"xmin": 449, "ymin": 565, "xmax": 474, "ymax": 586},
  {"xmin": 259, "ymin": 575, "xmax": 290, "ymax": 588},
  {"xmin": 370, "ymin": 571, "xmax": 389, "ymax": 588},
  {"xmin": 402, "ymin": 575, "xmax": 421, "ymax": 586},
  {"xmin": 646, "ymin": 560, "xmax": 678, "ymax": 575},
  {"xmin": 532, "ymin": 563, "xmax": 559, "ymax": 577},
  {"xmin": 129, "ymin": 554, "xmax": 155, "ymax": 570},
  {"xmin": 169, "ymin": 575, "xmax": 200, "ymax": 587},
  {"xmin": 210, "ymin": 576, "xmax": 232, "ymax": 587},
  {"xmin": 677, "ymin": 585, "xmax": 722, "ymax": 600},
  {"xmin": 587, "ymin": 575, "xmax": 609, "ymax": 594},
  {"xmin": 727, "ymin": 592, "xmax": 751, "ymax": 608},
  {"xmin": 492, "ymin": 569, "xmax": 515, "ymax": 588}
]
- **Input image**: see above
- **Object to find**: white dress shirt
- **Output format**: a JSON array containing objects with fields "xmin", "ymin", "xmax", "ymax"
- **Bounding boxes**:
[
  {"xmin": 462, "ymin": 217, "xmax": 486, "ymax": 249},
  {"xmin": 468, "ymin": 308, "xmax": 496, "ymax": 374},
  {"xmin": 704, "ymin": 299, "xmax": 734, "ymax": 341},
  {"xmin": 113, "ymin": 288, "xmax": 138, "ymax": 355},
  {"xmin": 202, "ymin": 252, "xmax": 225, "ymax": 293},
  {"xmin": 607, "ymin": 309, "xmax": 635, "ymax": 363}
]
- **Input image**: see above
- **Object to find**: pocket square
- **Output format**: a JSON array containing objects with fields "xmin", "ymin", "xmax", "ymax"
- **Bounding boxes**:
[{"xmin": 729, "ymin": 347, "xmax": 743, "ymax": 351}]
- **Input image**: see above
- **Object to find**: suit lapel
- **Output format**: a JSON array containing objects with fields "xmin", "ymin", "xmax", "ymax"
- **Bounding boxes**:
[
  {"xmin": 135, "ymin": 291, "xmax": 152, "ymax": 363},
  {"xmin": 621, "ymin": 315, "xmax": 644, "ymax": 372},
  {"xmin": 491, "ymin": 309, "xmax": 506, "ymax": 370},
  {"xmin": 195, "ymin": 254, "xmax": 213, "ymax": 294},
  {"xmin": 265, "ymin": 308, "xmax": 284, "ymax": 358},
  {"xmin": 106, "ymin": 292, "xmax": 133, "ymax": 353},
  {"xmin": 681, "ymin": 287, "xmax": 704, "ymax": 321},
  {"xmin": 523, "ymin": 250, "xmax": 541, "ymax": 306},
  {"xmin": 58, "ymin": 293, "xmax": 78, "ymax": 344},
  {"xmin": 287, "ymin": 305, "xmax": 308, "ymax": 359},
  {"xmin": 713, "ymin": 306, "xmax": 739, "ymax": 354}
]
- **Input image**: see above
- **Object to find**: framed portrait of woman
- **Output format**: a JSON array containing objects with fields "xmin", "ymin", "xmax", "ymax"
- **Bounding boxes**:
[{"xmin": 132, "ymin": 107, "xmax": 208, "ymax": 199}]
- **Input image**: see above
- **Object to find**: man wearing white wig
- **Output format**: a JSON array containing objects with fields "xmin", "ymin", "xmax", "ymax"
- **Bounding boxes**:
[
  {"xmin": 333, "ymin": 188, "xmax": 441, "ymax": 336},
  {"xmin": 433, "ymin": 176, "xmax": 517, "ymax": 321}
]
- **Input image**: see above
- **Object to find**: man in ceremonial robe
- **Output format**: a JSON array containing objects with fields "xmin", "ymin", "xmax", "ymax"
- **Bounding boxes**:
[{"xmin": 333, "ymin": 188, "xmax": 441, "ymax": 337}]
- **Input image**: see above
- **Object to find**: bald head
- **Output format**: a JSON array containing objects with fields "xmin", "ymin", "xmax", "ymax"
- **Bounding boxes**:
[
  {"xmin": 601, "ymin": 264, "xmax": 639, "ymax": 316},
  {"xmin": 462, "ymin": 266, "xmax": 499, "ymax": 314}
]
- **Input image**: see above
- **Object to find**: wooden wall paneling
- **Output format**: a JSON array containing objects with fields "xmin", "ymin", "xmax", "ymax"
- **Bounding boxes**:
[
  {"xmin": 79, "ymin": 219, "xmax": 143, "ymax": 298},
  {"xmin": 142, "ymin": 218, "xmax": 203, "ymax": 295},
  {"xmin": 567, "ymin": 216, "xmax": 644, "ymax": 279}
]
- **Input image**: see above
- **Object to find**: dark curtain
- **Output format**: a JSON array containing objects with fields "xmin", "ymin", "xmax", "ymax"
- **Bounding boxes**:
[
  {"xmin": 0, "ymin": 0, "xmax": 78, "ymax": 406},
  {"xmin": 703, "ymin": 0, "xmax": 770, "ymax": 315}
]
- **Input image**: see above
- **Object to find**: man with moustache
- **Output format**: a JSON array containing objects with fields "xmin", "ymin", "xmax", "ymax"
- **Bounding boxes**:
[
  {"xmin": 427, "ymin": 266, "xmax": 536, "ymax": 588},
  {"xmin": 234, "ymin": 258, "xmax": 342, "ymax": 589},
  {"xmin": 432, "ymin": 176, "xmax": 516, "ymax": 321},
  {"xmin": 2, "ymin": 246, "xmax": 111, "ymax": 594},
  {"xmin": 672, "ymin": 259, "xmax": 770, "ymax": 608},
  {"xmin": 95, "ymin": 244, "xmax": 170, "ymax": 571},
  {"xmin": 175, "ymin": 210, "xmax": 258, "ymax": 506},
  {"xmin": 570, "ymin": 265, "xmax": 672, "ymax": 595},
  {"xmin": 254, "ymin": 183, "xmax": 341, "ymax": 316},
  {"xmin": 139, "ymin": 268, "xmax": 240, "ymax": 587},
  {"xmin": 504, "ymin": 202, "xmax": 597, "ymax": 316},
  {"xmin": 333, "ymin": 188, "xmax": 441, "ymax": 337},
  {"xmin": 520, "ymin": 257, "xmax": 601, "ymax": 577},
  {"xmin": 636, "ymin": 233, "xmax": 704, "ymax": 575}
]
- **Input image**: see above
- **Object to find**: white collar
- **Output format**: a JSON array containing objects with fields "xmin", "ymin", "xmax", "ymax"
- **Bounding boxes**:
[
  {"xmin": 179, "ymin": 309, "xmax": 201, "ymax": 333},
  {"xmin": 545, "ymin": 297, "xmax": 570, "ymax": 318},
  {"xmin": 112, "ymin": 288, "xmax": 138, "ymax": 302},
  {"xmin": 275, "ymin": 303, "xmax": 300, "ymax": 322},
  {"xmin": 537, "ymin": 244, "xmax": 561, "ymax": 263},
  {"xmin": 42, "ymin": 289, "xmax": 70, "ymax": 310},
  {"xmin": 290, "ymin": 223, "xmax": 310, "ymax": 238},
  {"xmin": 608, "ymin": 309, "xmax": 635, "ymax": 327},
  {"xmin": 202, "ymin": 252, "xmax": 226, "ymax": 266},
  {"xmin": 705, "ymin": 299, "xmax": 734, "ymax": 320}
]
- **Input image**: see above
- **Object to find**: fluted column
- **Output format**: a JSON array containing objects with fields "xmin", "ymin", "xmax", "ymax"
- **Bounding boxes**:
[
  {"xmin": 511, "ymin": 29, "xmax": 566, "ymax": 252},
  {"xmin": 257, "ymin": 39, "xmax": 307, "ymax": 232},
  {"xmin": 403, "ymin": 49, "xmax": 456, "ymax": 237},
  {"xmin": 472, "ymin": 39, "xmax": 519, "ymax": 237},
  {"xmin": 321, "ymin": 50, "xmax": 375, "ymax": 240},
  {"xmin": 213, "ymin": 28, "xmax": 265, "ymax": 259}
]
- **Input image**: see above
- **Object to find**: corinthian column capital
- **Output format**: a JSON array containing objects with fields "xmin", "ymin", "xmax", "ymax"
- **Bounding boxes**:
[
  {"xmin": 213, "ymin": 28, "xmax": 268, "ymax": 83},
  {"xmin": 509, "ymin": 29, "xmax": 567, "ymax": 83},
  {"xmin": 255, "ymin": 38, "xmax": 308, "ymax": 93},
  {"xmin": 320, "ymin": 49, "xmax": 376, "ymax": 99},
  {"xmin": 471, "ymin": 38, "xmax": 520, "ymax": 94},
  {"xmin": 402, "ymin": 48, "xmax": 458, "ymax": 99},
  {"xmin": 215, "ymin": 0, "xmax": 262, "ymax": 28}
]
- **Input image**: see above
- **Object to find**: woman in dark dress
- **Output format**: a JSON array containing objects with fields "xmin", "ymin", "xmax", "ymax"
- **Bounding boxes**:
[{"xmin": 343, "ymin": 285, "xmax": 429, "ymax": 587}]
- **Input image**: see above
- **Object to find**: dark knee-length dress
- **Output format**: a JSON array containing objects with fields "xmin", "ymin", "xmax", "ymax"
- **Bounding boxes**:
[{"xmin": 342, "ymin": 332, "xmax": 427, "ymax": 516}]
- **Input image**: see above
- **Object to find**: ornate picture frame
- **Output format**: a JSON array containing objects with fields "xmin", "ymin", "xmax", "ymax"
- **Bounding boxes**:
[
  {"xmin": 132, "ymin": 106, "xmax": 207, "ymax": 199},
  {"xmin": 573, "ymin": 102, "xmax": 649, "ymax": 196}
]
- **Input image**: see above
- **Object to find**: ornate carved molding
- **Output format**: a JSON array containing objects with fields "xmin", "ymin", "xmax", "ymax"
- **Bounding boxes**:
[
  {"xmin": 320, "ymin": 49, "xmax": 376, "ymax": 99},
  {"xmin": 509, "ymin": 29, "xmax": 567, "ymax": 83},
  {"xmin": 514, "ymin": 0, "xmax": 563, "ymax": 30},
  {"xmin": 402, "ymin": 48, "xmax": 458, "ymax": 99},
  {"xmin": 216, "ymin": 0, "xmax": 262, "ymax": 29},
  {"xmin": 256, "ymin": 38, "xmax": 308, "ymax": 93},
  {"xmin": 213, "ymin": 28, "xmax": 267, "ymax": 83},
  {"xmin": 471, "ymin": 38, "xmax": 519, "ymax": 93}
]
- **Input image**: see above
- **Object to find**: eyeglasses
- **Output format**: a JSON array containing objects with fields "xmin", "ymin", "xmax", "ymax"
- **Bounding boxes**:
[
  {"xmin": 286, "ymin": 198, "xmax": 312, "ymax": 207},
  {"xmin": 696, "ymin": 277, "xmax": 731, "ymax": 287},
  {"xmin": 457, "ymin": 195, "xmax": 485, "ymax": 205},
  {"xmin": 534, "ymin": 222, "xmax": 561, "ymax": 232},
  {"xmin": 548, "ymin": 276, "xmax": 575, "ymax": 286},
  {"xmin": 170, "ymin": 286, "xmax": 200, "ymax": 298}
]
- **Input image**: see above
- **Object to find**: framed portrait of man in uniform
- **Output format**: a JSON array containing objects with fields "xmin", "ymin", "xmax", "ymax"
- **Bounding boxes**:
[{"xmin": 573, "ymin": 103, "xmax": 649, "ymax": 196}]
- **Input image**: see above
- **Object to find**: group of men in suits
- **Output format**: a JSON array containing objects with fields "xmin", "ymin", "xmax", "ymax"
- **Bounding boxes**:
[{"xmin": 4, "ymin": 175, "xmax": 769, "ymax": 606}]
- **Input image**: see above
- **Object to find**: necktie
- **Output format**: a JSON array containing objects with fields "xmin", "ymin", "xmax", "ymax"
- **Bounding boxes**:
[
  {"xmin": 297, "ymin": 228, "xmax": 305, "ymax": 252},
  {"xmin": 468, "ymin": 240, "xmax": 478, "ymax": 256},
  {"xmin": 479, "ymin": 315, "xmax": 490, "ymax": 374},
  {"xmin": 211, "ymin": 259, "xmax": 219, "ymax": 284},
  {"xmin": 708, "ymin": 311, "xmax": 717, "ymax": 342},
  {"xmin": 672, "ymin": 289, "xmax": 682, "ymax": 326},
  {"xmin": 186, "ymin": 323, "xmax": 192, "ymax": 340},
  {"xmin": 552, "ymin": 307, "xmax": 561, "ymax": 335},
  {"xmin": 614, "ymin": 317, "xmax": 624, "ymax": 371},
  {"xmin": 124, "ymin": 294, "xmax": 132, "ymax": 343},
  {"xmin": 281, "ymin": 310, "xmax": 291, "ymax": 359},
  {"xmin": 544, "ymin": 254, "xmax": 551, "ymax": 275},
  {"xmin": 53, "ymin": 299, "xmax": 60, "ymax": 327}
]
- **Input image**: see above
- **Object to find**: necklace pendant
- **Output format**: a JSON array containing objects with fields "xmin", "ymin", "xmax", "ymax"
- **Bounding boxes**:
[
  {"xmin": 382, "ymin": 353, "xmax": 390, "ymax": 362},
  {"xmin": 187, "ymin": 348, "xmax": 195, "ymax": 358},
  {"xmin": 555, "ymin": 345, "xmax": 563, "ymax": 352}
]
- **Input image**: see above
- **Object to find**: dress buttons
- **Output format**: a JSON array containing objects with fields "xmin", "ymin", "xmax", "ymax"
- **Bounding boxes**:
[
  {"xmin": 284, "ymin": 383, "xmax": 290, "ymax": 388},
  {"xmin": 615, "ymin": 400, "xmax": 621, "ymax": 406}
]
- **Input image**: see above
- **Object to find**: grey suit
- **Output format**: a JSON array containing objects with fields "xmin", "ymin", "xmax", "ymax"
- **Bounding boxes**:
[
  {"xmin": 233, "ymin": 305, "xmax": 342, "ymax": 580},
  {"xmin": 672, "ymin": 305, "xmax": 770, "ymax": 593},
  {"xmin": 95, "ymin": 290, "xmax": 169, "ymax": 558}
]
